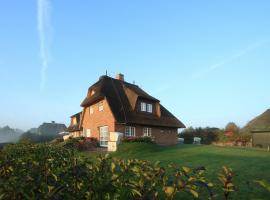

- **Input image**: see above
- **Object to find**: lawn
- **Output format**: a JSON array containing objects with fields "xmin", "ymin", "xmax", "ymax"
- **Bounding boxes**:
[{"xmin": 84, "ymin": 143, "xmax": 270, "ymax": 199}]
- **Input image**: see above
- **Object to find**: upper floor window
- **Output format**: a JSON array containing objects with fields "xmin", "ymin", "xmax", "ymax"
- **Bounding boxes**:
[
  {"xmin": 146, "ymin": 104, "xmax": 153, "ymax": 113},
  {"xmin": 140, "ymin": 102, "xmax": 153, "ymax": 113},
  {"xmin": 98, "ymin": 101, "xmax": 104, "ymax": 111},
  {"xmin": 125, "ymin": 126, "xmax": 136, "ymax": 137},
  {"xmin": 90, "ymin": 106, "xmax": 93, "ymax": 114},
  {"xmin": 72, "ymin": 117, "xmax": 77, "ymax": 125},
  {"xmin": 141, "ymin": 102, "xmax": 146, "ymax": 112},
  {"xmin": 143, "ymin": 127, "xmax": 152, "ymax": 137}
]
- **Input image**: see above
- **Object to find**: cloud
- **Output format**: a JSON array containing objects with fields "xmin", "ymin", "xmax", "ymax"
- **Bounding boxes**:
[
  {"xmin": 37, "ymin": 0, "xmax": 52, "ymax": 90},
  {"xmin": 193, "ymin": 40, "xmax": 270, "ymax": 79}
]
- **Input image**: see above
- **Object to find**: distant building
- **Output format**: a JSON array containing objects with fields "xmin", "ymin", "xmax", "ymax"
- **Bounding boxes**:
[
  {"xmin": 37, "ymin": 121, "xmax": 67, "ymax": 136},
  {"xmin": 251, "ymin": 129, "xmax": 270, "ymax": 148}
]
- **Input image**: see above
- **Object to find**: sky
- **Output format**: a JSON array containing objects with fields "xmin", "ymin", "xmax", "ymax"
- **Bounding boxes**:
[{"xmin": 0, "ymin": 0, "xmax": 270, "ymax": 131}]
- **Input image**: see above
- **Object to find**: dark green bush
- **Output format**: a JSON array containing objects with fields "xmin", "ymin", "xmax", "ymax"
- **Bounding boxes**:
[
  {"xmin": 0, "ymin": 143, "xmax": 218, "ymax": 200},
  {"xmin": 62, "ymin": 137, "xmax": 99, "ymax": 151},
  {"xmin": 122, "ymin": 136, "xmax": 154, "ymax": 144}
]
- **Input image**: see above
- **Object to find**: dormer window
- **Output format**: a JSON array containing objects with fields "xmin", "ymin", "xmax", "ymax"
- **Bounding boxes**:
[
  {"xmin": 72, "ymin": 117, "xmax": 77, "ymax": 125},
  {"xmin": 140, "ymin": 102, "xmax": 153, "ymax": 113},
  {"xmin": 90, "ymin": 90, "xmax": 95, "ymax": 96},
  {"xmin": 141, "ymin": 102, "xmax": 146, "ymax": 112},
  {"xmin": 147, "ymin": 104, "xmax": 153, "ymax": 113}
]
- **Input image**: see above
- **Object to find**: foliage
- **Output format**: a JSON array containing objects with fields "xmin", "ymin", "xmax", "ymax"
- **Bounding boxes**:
[
  {"xmin": 122, "ymin": 136, "xmax": 154, "ymax": 144},
  {"xmin": 225, "ymin": 122, "xmax": 240, "ymax": 135},
  {"xmin": 218, "ymin": 166, "xmax": 235, "ymax": 200},
  {"xmin": 61, "ymin": 137, "xmax": 99, "ymax": 151},
  {"xmin": 180, "ymin": 127, "xmax": 220, "ymax": 144},
  {"xmin": 0, "ymin": 143, "xmax": 243, "ymax": 200},
  {"xmin": 19, "ymin": 131, "xmax": 59, "ymax": 143}
]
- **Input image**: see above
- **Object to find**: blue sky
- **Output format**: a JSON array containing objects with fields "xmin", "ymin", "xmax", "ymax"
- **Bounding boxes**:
[{"xmin": 0, "ymin": 0, "xmax": 270, "ymax": 130}]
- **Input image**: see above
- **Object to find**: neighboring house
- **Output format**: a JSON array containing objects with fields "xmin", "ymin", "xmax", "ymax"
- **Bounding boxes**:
[
  {"xmin": 67, "ymin": 73, "xmax": 185, "ymax": 147},
  {"xmin": 37, "ymin": 121, "xmax": 67, "ymax": 136},
  {"xmin": 251, "ymin": 129, "xmax": 270, "ymax": 148}
]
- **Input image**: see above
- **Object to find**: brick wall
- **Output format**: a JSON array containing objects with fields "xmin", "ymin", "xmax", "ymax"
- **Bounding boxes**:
[
  {"xmin": 116, "ymin": 124, "xmax": 178, "ymax": 145},
  {"xmin": 82, "ymin": 97, "xmax": 115, "ymax": 142}
]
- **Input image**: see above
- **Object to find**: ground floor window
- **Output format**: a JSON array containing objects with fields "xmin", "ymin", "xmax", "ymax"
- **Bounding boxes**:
[
  {"xmin": 83, "ymin": 128, "xmax": 91, "ymax": 137},
  {"xmin": 100, "ymin": 126, "xmax": 108, "ymax": 147},
  {"xmin": 143, "ymin": 127, "xmax": 152, "ymax": 137},
  {"xmin": 125, "ymin": 126, "xmax": 136, "ymax": 137}
]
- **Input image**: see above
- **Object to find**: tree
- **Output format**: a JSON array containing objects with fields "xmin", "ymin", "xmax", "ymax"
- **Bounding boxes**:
[{"xmin": 225, "ymin": 122, "xmax": 240, "ymax": 135}]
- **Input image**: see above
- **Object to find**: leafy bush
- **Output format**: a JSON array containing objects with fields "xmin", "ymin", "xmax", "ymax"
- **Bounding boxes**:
[
  {"xmin": 62, "ymin": 137, "xmax": 99, "ymax": 151},
  {"xmin": 122, "ymin": 136, "xmax": 154, "ymax": 144},
  {"xmin": 0, "ymin": 143, "xmax": 233, "ymax": 200}
]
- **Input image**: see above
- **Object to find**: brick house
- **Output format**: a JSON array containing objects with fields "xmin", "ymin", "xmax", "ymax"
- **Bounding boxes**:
[{"xmin": 67, "ymin": 74, "xmax": 185, "ymax": 147}]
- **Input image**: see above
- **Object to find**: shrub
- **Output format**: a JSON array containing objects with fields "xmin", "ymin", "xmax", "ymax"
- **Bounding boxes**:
[
  {"xmin": 0, "ymin": 143, "xmax": 218, "ymax": 199},
  {"xmin": 122, "ymin": 136, "xmax": 154, "ymax": 144},
  {"xmin": 62, "ymin": 137, "xmax": 99, "ymax": 151}
]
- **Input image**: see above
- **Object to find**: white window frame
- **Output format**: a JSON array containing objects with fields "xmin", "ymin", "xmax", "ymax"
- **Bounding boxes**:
[
  {"xmin": 125, "ymin": 126, "xmax": 136, "ymax": 137},
  {"xmin": 98, "ymin": 101, "xmax": 104, "ymax": 111},
  {"xmin": 143, "ymin": 127, "xmax": 152, "ymax": 137},
  {"xmin": 90, "ymin": 106, "xmax": 93, "ymax": 114},
  {"xmin": 100, "ymin": 126, "xmax": 108, "ymax": 147},
  {"xmin": 146, "ymin": 104, "xmax": 153, "ymax": 113},
  {"xmin": 141, "ymin": 102, "xmax": 146, "ymax": 112}
]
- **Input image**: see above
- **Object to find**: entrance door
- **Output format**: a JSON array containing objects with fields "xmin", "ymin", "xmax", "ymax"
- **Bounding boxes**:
[{"xmin": 100, "ymin": 126, "xmax": 108, "ymax": 147}]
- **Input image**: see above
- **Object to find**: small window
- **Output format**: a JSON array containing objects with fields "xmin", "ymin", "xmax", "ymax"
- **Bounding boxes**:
[
  {"xmin": 141, "ymin": 102, "xmax": 146, "ymax": 112},
  {"xmin": 143, "ymin": 127, "xmax": 152, "ymax": 137},
  {"xmin": 83, "ymin": 128, "xmax": 91, "ymax": 137},
  {"xmin": 125, "ymin": 126, "xmax": 136, "ymax": 137},
  {"xmin": 90, "ymin": 106, "xmax": 93, "ymax": 114},
  {"xmin": 90, "ymin": 90, "xmax": 95, "ymax": 96},
  {"xmin": 147, "ymin": 104, "xmax": 153, "ymax": 113},
  {"xmin": 72, "ymin": 117, "xmax": 77, "ymax": 125},
  {"xmin": 98, "ymin": 101, "xmax": 104, "ymax": 111}
]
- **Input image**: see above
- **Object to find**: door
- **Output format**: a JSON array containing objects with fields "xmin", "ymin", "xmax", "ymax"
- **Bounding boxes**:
[{"xmin": 100, "ymin": 126, "xmax": 108, "ymax": 147}]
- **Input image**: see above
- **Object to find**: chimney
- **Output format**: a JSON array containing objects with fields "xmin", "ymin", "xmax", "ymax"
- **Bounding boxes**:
[{"xmin": 116, "ymin": 73, "xmax": 124, "ymax": 81}]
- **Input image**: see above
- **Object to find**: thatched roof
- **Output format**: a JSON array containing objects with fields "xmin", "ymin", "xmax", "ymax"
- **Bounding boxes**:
[
  {"xmin": 67, "ymin": 112, "xmax": 82, "ymax": 132},
  {"xmin": 80, "ymin": 75, "xmax": 185, "ymax": 128}
]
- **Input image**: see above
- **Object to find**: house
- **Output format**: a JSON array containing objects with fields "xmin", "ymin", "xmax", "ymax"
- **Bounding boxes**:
[
  {"xmin": 67, "ymin": 73, "xmax": 185, "ymax": 147},
  {"xmin": 251, "ymin": 129, "xmax": 270, "ymax": 148},
  {"xmin": 38, "ymin": 121, "xmax": 67, "ymax": 136}
]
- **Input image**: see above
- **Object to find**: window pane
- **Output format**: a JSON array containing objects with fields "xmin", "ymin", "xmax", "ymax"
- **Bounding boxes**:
[
  {"xmin": 147, "ymin": 104, "xmax": 153, "ymax": 113},
  {"xmin": 141, "ymin": 102, "xmax": 146, "ymax": 111}
]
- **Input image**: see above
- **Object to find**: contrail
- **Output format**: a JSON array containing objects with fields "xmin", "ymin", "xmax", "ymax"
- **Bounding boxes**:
[
  {"xmin": 192, "ymin": 40, "xmax": 270, "ymax": 79},
  {"xmin": 37, "ymin": 0, "xmax": 51, "ymax": 90}
]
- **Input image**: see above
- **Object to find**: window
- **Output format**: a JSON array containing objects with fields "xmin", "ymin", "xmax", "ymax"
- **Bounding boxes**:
[
  {"xmin": 83, "ymin": 128, "xmax": 91, "ymax": 137},
  {"xmin": 100, "ymin": 126, "xmax": 108, "ymax": 147},
  {"xmin": 141, "ymin": 102, "xmax": 146, "ymax": 112},
  {"xmin": 90, "ymin": 106, "xmax": 93, "ymax": 114},
  {"xmin": 72, "ymin": 117, "xmax": 77, "ymax": 125},
  {"xmin": 143, "ymin": 127, "xmax": 152, "ymax": 137},
  {"xmin": 98, "ymin": 101, "xmax": 104, "ymax": 111},
  {"xmin": 146, "ymin": 104, "xmax": 153, "ymax": 113},
  {"xmin": 125, "ymin": 126, "xmax": 136, "ymax": 137}
]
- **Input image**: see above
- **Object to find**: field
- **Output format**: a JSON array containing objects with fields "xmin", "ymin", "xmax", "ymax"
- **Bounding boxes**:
[{"xmin": 85, "ymin": 143, "xmax": 270, "ymax": 199}]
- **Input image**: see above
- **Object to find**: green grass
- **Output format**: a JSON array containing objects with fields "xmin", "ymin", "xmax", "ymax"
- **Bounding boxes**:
[{"xmin": 84, "ymin": 143, "xmax": 270, "ymax": 199}]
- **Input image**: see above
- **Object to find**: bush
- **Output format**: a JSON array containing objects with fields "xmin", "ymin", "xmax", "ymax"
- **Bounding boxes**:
[
  {"xmin": 62, "ymin": 137, "xmax": 99, "ymax": 151},
  {"xmin": 122, "ymin": 136, "xmax": 154, "ymax": 144},
  {"xmin": 0, "ymin": 143, "xmax": 240, "ymax": 200},
  {"xmin": 180, "ymin": 127, "xmax": 220, "ymax": 144}
]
